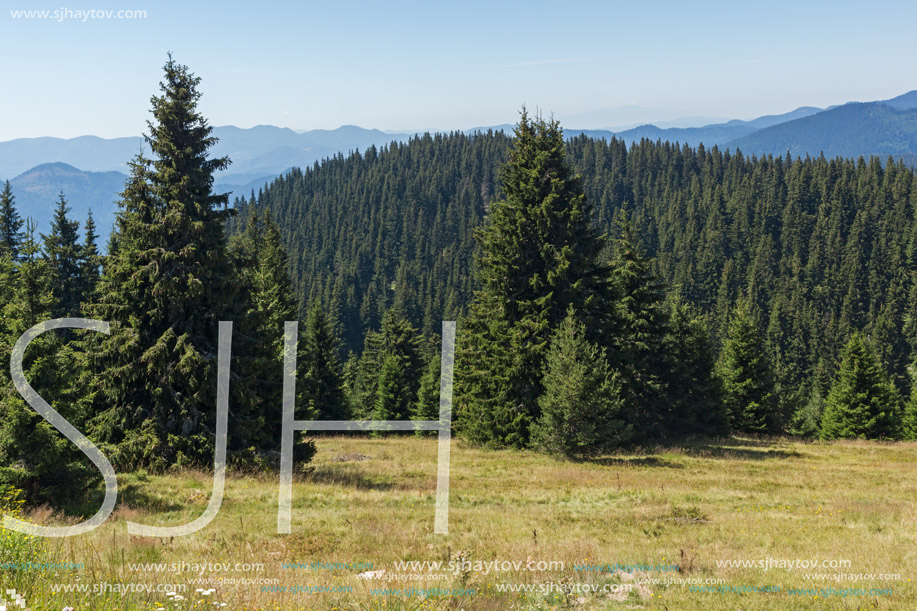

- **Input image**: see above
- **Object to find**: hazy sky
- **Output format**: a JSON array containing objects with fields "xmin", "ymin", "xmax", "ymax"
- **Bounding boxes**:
[{"xmin": 2, "ymin": 0, "xmax": 916, "ymax": 140}]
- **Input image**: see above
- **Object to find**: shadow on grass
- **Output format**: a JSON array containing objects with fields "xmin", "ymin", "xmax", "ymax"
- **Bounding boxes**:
[
  {"xmin": 50, "ymin": 479, "xmax": 182, "ymax": 518},
  {"xmin": 116, "ymin": 481, "xmax": 184, "ymax": 512},
  {"xmin": 590, "ymin": 456, "xmax": 685, "ymax": 468},
  {"xmin": 587, "ymin": 436, "xmax": 802, "ymax": 467},
  {"xmin": 305, "ymin": 465, "xmax": 397, "ymax": 491},
  {"xmin": 677, "ymin": 436, "xmax": 803, "ymax": 460},
  {"xmin": 679, "ymin": 445, "xmax": 801, "ymax": 460}
]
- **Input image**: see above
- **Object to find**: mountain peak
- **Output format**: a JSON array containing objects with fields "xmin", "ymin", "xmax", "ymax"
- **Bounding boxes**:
[{"xmin": 14, "ymin": 161, "xmax": 83, "ymax": 178}]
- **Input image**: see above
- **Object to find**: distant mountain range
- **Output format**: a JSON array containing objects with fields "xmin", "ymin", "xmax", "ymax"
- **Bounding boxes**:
[
  {"xmin": 569, "ymin": 91, "xmax": 917, "ymax": 150},
  {"xmin": 2, "ymin": 125, "xmax": 419, "ymax": 239},
  {"xmin": 575, "ymin": 106, "xmax": 825, "ymax": 148},
  {"xmin": 9, "ymin": 163, "xmax": 125, "ymax": 241},
  {"xmin": 0, "ymin": 124, "xmax": 417, "ymax": 182},
  {"xmin": 726, "ymin": 101, "xmax": 917, "ymax": 161},
  {"xmin": 4, "ymin": 90, "xmax": 917, "ymax": 241}
]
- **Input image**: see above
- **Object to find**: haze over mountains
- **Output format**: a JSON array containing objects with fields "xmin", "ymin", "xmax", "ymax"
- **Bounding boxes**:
[{"xmin": 4, "ymin": 89, "xmax": 917, "ymax": 239}]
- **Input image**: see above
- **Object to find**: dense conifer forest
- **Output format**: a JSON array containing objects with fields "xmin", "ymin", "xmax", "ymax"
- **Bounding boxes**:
[{"xmin": 230, "ymin": 122, "xmax": 917, "ymax": 448}]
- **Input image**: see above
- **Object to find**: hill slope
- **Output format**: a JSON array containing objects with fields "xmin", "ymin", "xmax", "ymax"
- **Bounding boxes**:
[
  {"xmin": 232, "ymin": 131, "xmax": 917, "ymax": 421},
  {"xmin": 10, "ymin": 162, "xmax": 127, "ymax": 238}
]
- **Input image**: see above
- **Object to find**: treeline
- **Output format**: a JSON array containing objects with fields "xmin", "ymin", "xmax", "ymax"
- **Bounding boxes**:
[{"xmin": 233, "ymin": 119, "xmax": 917, "ymax": 449}]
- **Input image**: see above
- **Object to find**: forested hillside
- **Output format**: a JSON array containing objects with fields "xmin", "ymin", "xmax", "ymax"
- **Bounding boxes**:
[
  {"xmin": 227, "ymin": 132, "xmax": 513, "ymax": 349},
  {"xmin": 231, "ymin": 132, "xmax": 917, "ymax": 437}
]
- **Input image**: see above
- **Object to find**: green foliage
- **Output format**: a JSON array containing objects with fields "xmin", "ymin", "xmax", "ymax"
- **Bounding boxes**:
[
  {"xmin": 788, "ymin": 388, "xmax": 826, "ymax": 438},
  {"xmin": 42, "ymin": 193, "xmax": 85, "ymax": 316},
  {"xmin": 79, "ymin": 209, "xmax": 101, "ymax": 304},
  {"xmin": 0, "ymin": 225, "xmax": 99, "ymax": 500},
  {"xmin": 299, "ymin": 300, "xmax": 349, "ymax": 420},
  {"xmin": 533, "ymin": 312, "xmax": 630, "ymax": 459},
  {"xmin": 87, "ymin": 57, "xmax": 246, "ymax": 470},
  {"xmin": 0, "ymin": 486, "xmax": 45, "ymax": 568},
  {"xmin": 228, "ymin": 208, "xmax": 299, "ymax": 451},
  {"xmin": 372, "ymin": 353, "xmax": 414, "ymax": 423},
  {"xmin": 608, "ymin": 216, "xmax": 673, "ymax": 440},
  {"xmin": 452, "ymin": 292, "xmax": 519, "ymax": 446},
  {"xmin": 718, "ymin": 300, "xmax": 776, "ymax": 434},
  {"xmin": 0, "ymin": 180, "xmax": 24, "ymax": 260},
  {"xmin": 666, "ymin": 296, "xmax": 730, "ymax": 436},
  {"xmin": 902, "ymin": 383, "xmax": 917, "ymax": 440},
  {"xmin": 820, "ymin": 333, "xmax": 901, "ymax": 440},
  {"xmin": 456, "ymin": 111, "xmax": 612, "ymax": 448},
  {"xmin": 413, "ymin": 343, "xmax": 441, "ymax": 425},
  {"xmin": 226, "ymin": 132, "xmax": 511, "ymax": 353},
  {"xmin": 349, "ymin": 310, "xmax": 422, "ymax": 422},
  {"xmin": 234, "ymin": 132, "xmax": 917, "ymax": 442}
]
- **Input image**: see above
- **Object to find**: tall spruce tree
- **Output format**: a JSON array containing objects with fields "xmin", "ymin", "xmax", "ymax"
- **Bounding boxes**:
[
  {"xmin": 666, "ymin": 296, "xmax": 729, "ymax": 436},
  {"xmin": 608, "ymin": 216, "xmax": 673, "ymax": 440},
  {"xmin": 718, "ymin": 300, "xmax": 776, "ymax": 434},
  {"xmin": 79, "ymin": 209, "xmax": 101, "ymax": 304},
  {"xmin": 229, "ymin": 209, "xmax": 301, "ymax": 450},
  {"xmin": 902, "ymin": 374, "xmax": 917, "ymax": 440},
  {"xmin": 0, "ymin": 222, "xmax": 89, "ymax": 500},
  {"xmin": 413, "ymin": 341, "xmax": 442, "ymax": 423},
  {"xmin": 299, "ymin": 301, "xmax": 348, "ymax": 421},
  {"xmin": 533, "ymin": 311, "xmax": 630, "ymax": 459},
  {"xmin": 88, "ymin": 57, "xmax": 242, "ymax": 470},
  {"xmin": 820, "ymin": 333, "xmax": 901, "ymax": 440},
  {"xmin": 455, "ymin": 110, "xmax": 612, "ymax": 448},
  {"xmin": 350, "ymin": 310, "xmax": 422, "ymax": 420},
  {"xmin": 43, "ymin": 193, "xmax": 84, "ymax": 316},
  {"xmin": 372, "ymin": 353, "xmax": 414, "ymax": 424},
  {"xmin": 0, "ymin": 180, "xmax": 23, "ymax": 260}
]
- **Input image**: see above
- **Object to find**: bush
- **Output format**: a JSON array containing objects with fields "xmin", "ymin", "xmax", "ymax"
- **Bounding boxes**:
[{"xmin": 0, "ymin": 485, "xmax": 45, "ymax": 569}]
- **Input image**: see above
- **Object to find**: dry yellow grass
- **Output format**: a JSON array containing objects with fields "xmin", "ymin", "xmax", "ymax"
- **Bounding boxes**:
[{"xmin": 4, "ymin": 435, "xmax": 916, "ymax": 610}]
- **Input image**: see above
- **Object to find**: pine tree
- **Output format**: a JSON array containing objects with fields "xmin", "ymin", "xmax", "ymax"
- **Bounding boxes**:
[
  {"xmin": 788, "ymin": 388, "xmax": 826, "ymax": 438},
  {"xmin": 88, "ymin": 57, "xmax": 243, "ymax": 470},
  {"xmin": 414, "ymin": 345, "xmax": 441, "ymax": 422},
  {"xmin": 299, "ymin": 301, "xmax": 348, "ymax": 421},
  {"xmin": 0, "ymin": 252, "xmax": 15, "ymax": 337},
  {"xmin": 718, "ymin": 300, "xmax": 776, "ymax": 434},
  {"xmin": 608, "ymin": 216, "xmax": 673, "ymax": 440},
  {"xmin": 456, "ymin": 110, "xmax": 612, "ymax": 448},
  {"xmin": 820, "ymin": 333, "xmax": 901, "ymax": 440},
  {"xmin": 533, "ymin": 311, "xmax": 630, "ymax": 459},
  {"xmin": 666, "ymin": 296, "xmax": 729, "ymax": 436},
  {"xmin": 226, "ymin": 209, "xmax": 300, "ymax": 451},
  {"xmin": 372, "ymin": 353, "xmax": 414, "ymax": 423},
  {"xmin": 0, "ymin": 221, "xmax": 90, "ymax": 500},
  {"xmin": 42, "ymin": 193, "xmax": 84, "ymax": 316},
  {"xmin": 0, "ymin": 180, "xmax": 23, "ymax": 260},
  {"xmin": 902, "ymin": 381, "xmax": 917, "ymax": 440},
  {"xmin": 351, "ymin": 310, "xmax": 422, "ymax": 420},
  {"xmin": 79, "ymin": 209, "xmax": 101, "ymax": 304},
  {"xmin": 9, "ymin": 221, "xmax": 56, "ymax": 329}
]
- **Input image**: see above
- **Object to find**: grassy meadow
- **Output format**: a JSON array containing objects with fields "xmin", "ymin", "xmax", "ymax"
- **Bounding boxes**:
[{"xmin": 3, "ymin": 435, "xmax": 916, "ymax": 610}]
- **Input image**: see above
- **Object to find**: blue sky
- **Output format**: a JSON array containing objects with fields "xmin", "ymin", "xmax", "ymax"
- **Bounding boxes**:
[{"xmin": 2, "ymin": 0, "xmax": 916, "ymax": 139}]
